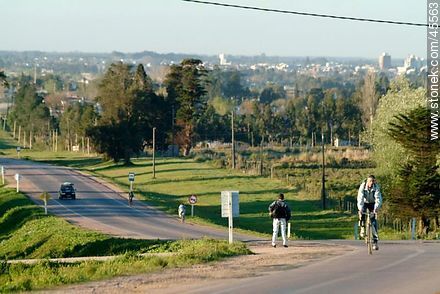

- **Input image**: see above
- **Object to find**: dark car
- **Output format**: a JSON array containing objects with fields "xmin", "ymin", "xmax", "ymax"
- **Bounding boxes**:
[{"xmin": 59, "ymin": 182, "xmax": 76, "ymax": 200}]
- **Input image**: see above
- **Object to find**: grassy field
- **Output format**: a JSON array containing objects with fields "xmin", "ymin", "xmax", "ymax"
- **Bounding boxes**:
[
  {"xmin": 0, "ymin": 186, "xmax": 249, "ymax": 292},
  {"xmin": 0, "ymin": 130, "xmax": 407, "ymax": 240}
]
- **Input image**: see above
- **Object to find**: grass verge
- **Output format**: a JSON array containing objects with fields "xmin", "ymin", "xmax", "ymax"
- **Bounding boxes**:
[{"xmin": 0, "ymin": 187, "xmax": 250, "ymax": 292}]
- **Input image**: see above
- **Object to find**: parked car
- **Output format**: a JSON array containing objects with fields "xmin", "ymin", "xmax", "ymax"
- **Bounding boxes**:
[{"xmin": 58, "ymin": 182, "xmax": 76, "ymax": 199}]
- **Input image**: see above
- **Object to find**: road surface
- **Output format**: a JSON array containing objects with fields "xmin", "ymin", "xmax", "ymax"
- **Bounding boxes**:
[
  {"xmin": 0, "ymin": 158, "xmax": 259, "ymax": 241},
  {"xmin": 177, "ymin": 240, "xmax": 440, "ymax": 294}
]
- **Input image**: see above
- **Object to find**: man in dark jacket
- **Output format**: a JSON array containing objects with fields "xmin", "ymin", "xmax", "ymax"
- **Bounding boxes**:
[{"xmin": 268, "ymin": 193, "xmax": 291, "ymax": 248}]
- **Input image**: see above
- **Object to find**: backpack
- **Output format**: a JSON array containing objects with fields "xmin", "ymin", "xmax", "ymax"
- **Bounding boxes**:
[{"xmin": 271, "ymin": 202, "xmax": 288, "ymax": 219}]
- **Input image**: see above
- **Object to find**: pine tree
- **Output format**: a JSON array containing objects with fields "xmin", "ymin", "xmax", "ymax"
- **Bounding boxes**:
[
  {"xmin": 164, "ymin": 59, "xmax": 207, "ymax": 156},
  {"xmin": 387, "ymin": 107, "xmax": 440, "ymax": 236}
]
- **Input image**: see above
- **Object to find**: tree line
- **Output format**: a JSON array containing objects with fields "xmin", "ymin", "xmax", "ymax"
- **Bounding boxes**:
[{"xmin": 4, "ymin": 59, "xmax": 390, "ymax": 163}]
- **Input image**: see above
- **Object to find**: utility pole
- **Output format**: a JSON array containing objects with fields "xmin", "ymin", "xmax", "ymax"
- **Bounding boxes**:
[
  {"xmin": 171, "ymin": 104, "xmax": 176, "ymax": 156},
  {"xmin": 231, "ymin": 110, "xmax": 236, "ymax": 169},
  {"xmin": 152, "ymin": 127, "xmax": 156, "ymax": 179},
  {"xmin": 321, "ymin": 131, "xmax": 326, "ymax": 210}
]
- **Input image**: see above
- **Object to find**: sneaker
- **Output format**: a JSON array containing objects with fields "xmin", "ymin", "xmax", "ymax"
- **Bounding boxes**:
[
  {"xmin": 360, "ymin": 227, "xmax": 365, "ymax": 238},
  {"xmin": 272, "ymin": 244, "xmax": 276, "ymax": 248},
  {"xmin": 373, "ymin": 241, "xmax": 379, "ymax": 250},
  {"xmin": 283, "ymin": 245, "xmax": 288, "ymax": 248}
]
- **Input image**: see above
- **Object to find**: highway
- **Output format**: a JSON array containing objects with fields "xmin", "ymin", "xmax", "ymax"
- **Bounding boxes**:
[{"xmin": 0, "ymin": 158, "xmax": 258, "ymax": 241}]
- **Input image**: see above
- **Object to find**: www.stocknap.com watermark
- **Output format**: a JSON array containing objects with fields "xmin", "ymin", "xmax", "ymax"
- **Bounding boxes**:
[{"xmin": 428, "ymin": 0, "xmax": 439, "ymax": 141}]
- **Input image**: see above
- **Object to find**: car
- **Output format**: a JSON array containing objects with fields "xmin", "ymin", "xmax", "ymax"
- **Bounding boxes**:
[{"xmin": 59, "ymin": 182, "xmax": 76, "ymax": 200}]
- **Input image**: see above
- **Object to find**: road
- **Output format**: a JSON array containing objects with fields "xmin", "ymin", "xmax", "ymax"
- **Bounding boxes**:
[
  {"xmin": 0, "ymin": 158, "xmax": 259, "ymax": 241},
  {"xmin": 180, "ymin": 240, "xmax": 440, "ymax": 294}
]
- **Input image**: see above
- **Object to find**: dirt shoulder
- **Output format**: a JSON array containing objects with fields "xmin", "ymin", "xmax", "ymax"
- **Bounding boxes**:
[{"xmin": 43, "ymin": 241, "xmax": 352, "ymax": 294}]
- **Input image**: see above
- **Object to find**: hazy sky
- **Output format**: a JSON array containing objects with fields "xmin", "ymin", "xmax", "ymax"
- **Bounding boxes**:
[{"xmin": 0, "ymin": 0, "xmax": 426, "ymax": 58}]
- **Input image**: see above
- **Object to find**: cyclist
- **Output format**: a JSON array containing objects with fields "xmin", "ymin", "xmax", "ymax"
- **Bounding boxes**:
[
  {"xmin": 128, "ymin": 191, "xmax": 134, "ymax": 206},
  {"xmin": 357, "ymin": 175, "xmax": 382, "ymax": 250},
  {"xmin": 178, "ymin": 203, "xmax": 186, "ymax": 223}
]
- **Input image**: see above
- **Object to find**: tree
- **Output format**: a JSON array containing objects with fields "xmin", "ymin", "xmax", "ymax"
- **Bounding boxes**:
[
  {"xmin": 59, "ymin": 103, "xmax": 97, "ymax": 150},
  {"xmin": 371, "ymin": 77, "xmax": 425, "ymax": 183},
  {"xmin": 8, "ymin": 83, "xmax": 52, "ymax": 144},
  {"xmin": 88, "ymin": 62, "xmax": 167, "ymax": 163},
  {"xmin": 259, "ymin": 84, "xmax": 285, "ymax": 104},
  {"xmin": 164, "ymin": 59, "xmax": 207, "ymax": 156},
  {"xmin": 387, "ymin": 107, "xmax": 440, "ymax": 236},
  {"xmin": 360, "ymin": 71, "xmax": 378, "ymax": 131},
  {"xmin": 0, "ymin": 71, "xmax": 8, "ymax": 87}
]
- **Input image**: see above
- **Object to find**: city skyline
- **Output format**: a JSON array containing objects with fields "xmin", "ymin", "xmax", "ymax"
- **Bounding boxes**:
[{"xmin": 0, "ymin": 0, "xmax": 425, "ymax": 58}]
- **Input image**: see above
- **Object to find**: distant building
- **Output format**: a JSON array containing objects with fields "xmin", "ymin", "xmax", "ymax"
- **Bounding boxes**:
[
  {"xmin": 404, "ymin": 54, "xmax": 423, "ymax": 71},
  {"xmin": 219, "ymin": 53, "xmax": 231, "ymax": 66},
  {"xmin": 378, "ymin": 52, "xmax": 391, "ymax": 70}
]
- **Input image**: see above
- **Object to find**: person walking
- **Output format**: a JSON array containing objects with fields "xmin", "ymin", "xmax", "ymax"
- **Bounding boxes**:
[
  {"xmin": 357, "ymin": 175, "xmax": 382, "ymax": 250},
  {"xmin": 178, "ymin": 203, "xmax": 186, "ymax": 223},
  {"xmin": 268, "ymin": 193, "xmax": 291, "ymax": 248}
]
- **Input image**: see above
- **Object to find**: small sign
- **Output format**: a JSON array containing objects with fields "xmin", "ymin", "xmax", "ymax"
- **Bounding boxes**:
[
  {"xmin": 14, "ymin": 173, "xmax": 20, "ymax": 181},
  {"xmin": 188, "ymin": 194, "xmax": 197, "ymax": 204},
  {"xmin": 39, "ymin": 192, "xmax": 51, "ymax": 202},
  {"xmin": 16, "ymin": 146, "xmax": 21, "ymax": 152},
  {"xmin": 128, "ymin": 172, "xmax": 135, "ymax": 182}
]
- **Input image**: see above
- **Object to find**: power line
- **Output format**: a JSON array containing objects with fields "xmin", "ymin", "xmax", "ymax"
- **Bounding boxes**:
[{"xmin": 182, "ymin": 0, "xmax": 427, "ymax": 27}]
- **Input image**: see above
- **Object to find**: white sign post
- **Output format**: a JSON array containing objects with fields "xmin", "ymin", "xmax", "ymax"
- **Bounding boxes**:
[
  {"xmin": 188, "ymin": 194, "xmax": 197, "ymax": 217},
  {"xmin": 221, "ymin": 191, "xmax": 239, "ymax": 244},
  {"xmin": 16, "ymin": 146, "xmax": 21, "ymax": 158},
  {"xmin": 1, "ymin": 166, "xmax": 4, "ymax": 185},
  {"xmin": 128, "ymin": 172, "xmax": 135, "ymax": 191},
  {"xmin": 14, "ymin": 173, "xmax": 20, "ymax": 192}
]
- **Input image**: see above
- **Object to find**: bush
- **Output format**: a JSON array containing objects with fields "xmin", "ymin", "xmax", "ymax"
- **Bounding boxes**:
[{"xmin": 211, "ymin": 158, "xmax": 225, "ymax": 168}]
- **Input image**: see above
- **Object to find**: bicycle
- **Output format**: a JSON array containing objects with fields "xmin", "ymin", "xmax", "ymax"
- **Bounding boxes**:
[
  {"xmin": 128, "ymin": 191, "xmax": 134, "ymax": 207},
  {"xmin": 361, "ymin": 209, "xmax": 376, "ymax": 255}
]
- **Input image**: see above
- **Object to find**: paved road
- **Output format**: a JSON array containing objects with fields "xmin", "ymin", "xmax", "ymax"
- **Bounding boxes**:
[
  {"xmin": 0, "ymin": 158, "xmax": 260, "ymax": 241},
  {"xmin": 183, "ymin": 240, "xmax": 440, "ymax": 294}
]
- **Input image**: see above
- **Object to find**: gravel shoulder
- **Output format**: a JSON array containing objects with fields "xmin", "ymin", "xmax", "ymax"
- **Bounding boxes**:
[{"xmin": 42, "ymin": 241, "xmax": 352, "ymax": 294}]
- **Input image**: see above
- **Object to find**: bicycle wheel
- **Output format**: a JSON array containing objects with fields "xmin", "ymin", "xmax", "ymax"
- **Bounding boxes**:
[{"xmin": 366, "ymin": 216, "xmax": 373, "ymax": 255}]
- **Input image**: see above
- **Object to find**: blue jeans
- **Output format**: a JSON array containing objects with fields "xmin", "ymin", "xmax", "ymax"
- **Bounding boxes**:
[{"xmin": 359, "ymin": 203, "xmax": 378, "ymax": 241}]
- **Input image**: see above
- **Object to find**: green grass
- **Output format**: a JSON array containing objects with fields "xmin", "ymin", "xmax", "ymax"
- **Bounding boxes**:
[
  {"xmin": 0, "ymin": 239, "xmax": 249, "ymax": 292},
  {"xmin": 0, "ymin": 187, "xmax": 250, "ymax": 292}
]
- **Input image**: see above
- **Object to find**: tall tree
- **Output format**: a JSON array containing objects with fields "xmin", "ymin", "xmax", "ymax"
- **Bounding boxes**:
[
  {"xmin": 88, "ymin": 62, "xmax": 166, "ymax": 163},
  {"xmin": 360, "ymin": 71, "xmax": 378, "ymax": 131},
  {"xmin": 164, "ymin": 59, "xmax": 207, "ymax": 155},
  {"xmin": 8, "ymin": 83, "xmax": 51, "ymax": 141},
  {"xmin": 0, "ymin": 71, "xmax": 8, "ymax": 87},
  {"xmin": 387, "ymin": 107, "xmax": 440, "ymax": 236},
  {"xmin": 59, "ymin": 103, "xmax": 97, "ymax": 150}
]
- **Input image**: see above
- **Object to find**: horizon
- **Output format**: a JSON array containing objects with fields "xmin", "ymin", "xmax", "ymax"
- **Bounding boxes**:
[{"xmin": 0, "ymin": 49, "xmax": 414, "ymax": 61}]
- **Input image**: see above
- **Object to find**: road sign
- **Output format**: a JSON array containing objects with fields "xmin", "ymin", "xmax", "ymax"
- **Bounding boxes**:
[
  {"xmin": 14, "ymin": 173, "xmax": 20, "ymax": 181},
  {"xmin": 16, "ymin": 146, "xmax": 21, "ymax": 152},
  {"xmin": 128, "ymin": 172, "xmax": 135, "ymax": 182},
  {"xmin": 188, "ymin": 194, "xmax": 197, "ymax": 204},
  {"xmin": 221, "ymin": 191, "xmax": 239, "ymax": 244},
  {"xmin": 221, "ymin": 191, "xmax": 239, "ymax": 217}
]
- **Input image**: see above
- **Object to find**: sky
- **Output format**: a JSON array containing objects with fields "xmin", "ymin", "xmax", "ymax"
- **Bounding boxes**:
[{"xmin": 0, "ymin": 0, "xmax": 426, "ymax": 59}]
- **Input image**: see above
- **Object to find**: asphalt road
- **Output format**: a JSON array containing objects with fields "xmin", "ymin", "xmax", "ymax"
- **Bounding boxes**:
[
  {"xmin": 0, "ymin": 158, "xmax": 259, "ymax": 241},
  {"xmin": 183, "ymin": 240, "xmax": 440, "ymax": 294}
]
